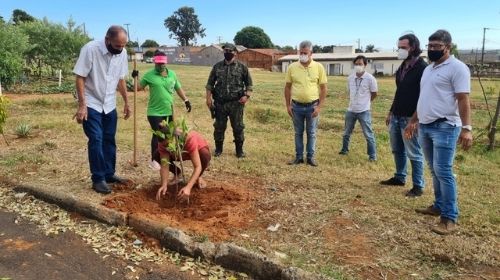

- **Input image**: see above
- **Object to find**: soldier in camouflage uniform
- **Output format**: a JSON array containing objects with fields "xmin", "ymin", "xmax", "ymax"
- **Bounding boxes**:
[{"xmin": 205, "ymin": 43, "xmax": 253, "ymax": 158}]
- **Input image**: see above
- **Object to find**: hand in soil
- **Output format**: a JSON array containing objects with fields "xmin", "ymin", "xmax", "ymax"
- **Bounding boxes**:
[
  {"xmin": 177, "ymin": 187, "xmax": 191, "ymax": 201},
  {"xmin": 156, "ymin": 185, "xmax": 168, "ymax": 200}
]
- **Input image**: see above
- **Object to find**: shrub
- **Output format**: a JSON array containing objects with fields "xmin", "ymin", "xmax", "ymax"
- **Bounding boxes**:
[{"xmin": 15, "ymin": 122, "xmax": 32, "ymax": 138}]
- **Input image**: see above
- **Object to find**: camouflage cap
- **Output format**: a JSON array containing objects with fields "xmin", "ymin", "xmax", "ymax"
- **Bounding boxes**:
[{"xmin": 222, "ymin": 43, "xmax": 237, "ymax": 52}]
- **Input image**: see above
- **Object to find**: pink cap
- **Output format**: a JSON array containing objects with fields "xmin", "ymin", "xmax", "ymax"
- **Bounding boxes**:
[{"xmin": 153, "ymin": 55, "xmax": 168, "ymax": 64}]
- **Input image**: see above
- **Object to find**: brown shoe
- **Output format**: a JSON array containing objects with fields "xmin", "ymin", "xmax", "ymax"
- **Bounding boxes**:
[
  {"xmin": 415, "ymin": 205, "xmax": 441, "ymax": 216},
  {"xmin": 431, "ymin": 218, "xmax": 457, "ymax": 235}
]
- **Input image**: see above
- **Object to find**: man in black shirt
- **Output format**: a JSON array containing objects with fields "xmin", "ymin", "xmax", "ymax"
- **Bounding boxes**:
[{"xmin": 380, "ymin": 34, "xmax": 428, "ymax": 197}]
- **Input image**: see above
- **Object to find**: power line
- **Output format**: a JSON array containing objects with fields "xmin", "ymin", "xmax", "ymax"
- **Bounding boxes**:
[{"xmin": 124, "ymin": 23, "xmax": 131, "ymax": 42}]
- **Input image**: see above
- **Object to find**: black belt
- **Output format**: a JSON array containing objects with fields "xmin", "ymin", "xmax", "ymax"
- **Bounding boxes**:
[
  {"xmin": 292, "ymin": 99, "xmax": 319, "ymax": 106},
  {"xmin": 432, "ymin": 117, "xmax": 447, "ymax": 123}
]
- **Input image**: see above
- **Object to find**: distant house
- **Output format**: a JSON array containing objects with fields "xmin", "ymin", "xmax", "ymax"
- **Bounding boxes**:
[
  {"xmin": 278, "ymin": 47, "xmax": 428, "ymax": 76},
  {"xmin": 192, "ymin": 45, "xmax": 224, "ymax": 66},
  {"xmin": 191, "ymin": 44, "xmax": 247, "ymax": 66},
  {"xmin": 129, "ymin": 47, "xmax": 144, "ymax": 61},
  {"xmin": 237, "ymin": 48, "xmax": 287, "ymax": 71},
  {"xmin": 157, "ymin": 46, "xmax": 203, "ymax": 65}
]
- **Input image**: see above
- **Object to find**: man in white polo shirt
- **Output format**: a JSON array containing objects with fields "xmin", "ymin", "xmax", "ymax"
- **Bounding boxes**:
[
  {"xmin": 73, "ymin": 25, "xmax": 131, "ymax": 194},
  {"xmin": 405, "ymin": 29, "xmax": 472, "ymax": 235},
  {"xmin": 339, "ymin": 55, "xmax": 378, "ymax": 161}
]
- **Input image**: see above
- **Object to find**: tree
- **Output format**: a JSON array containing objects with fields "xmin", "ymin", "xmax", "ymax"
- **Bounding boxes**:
[
  {"xmin": 312, "ymin": 45, "xmax": 322, "ymax": 53},
  {"xmin": 144, "ymin": 50, "xmax": 155, "ymax": 58},
  {"xmin": 355, "ymin": 48, "xmax": 363, "ymax": 53},
  {"xmin": 12, "ymin": 9, "xmax": 36, "ymax": 25},
  {"xmin": 233, "ymin": 26, "xmax": 273, "ymax": 48},
  {"xmin": 0, "ymin": 15, "xmax": 4, "ymax": 24},
  {"xmin": 19, "ymin": 18, "xmax": 90, "ymax": 78},
  {"xmin": 451, "ymin": 43, "xmax": 459, "ymax": 57},
  {"xmin": 164, "ymin": 6, "xmax": 205, "ymax": 46},
  {"xmin": 321, "ymin": 45, "xmax": 334, "ymax": 53},
  {"xmin": 0, "ymin": 24, "xmax": 29, "ymax": 88},
  {"xmin": 278, "ymin": 45, "xmax": 295, "ymax": 52},
  {"xmin": 365, "ymin": 44, "xmax": 379, "ymax": 53},
  {"xmin": 141, "ymin": 39, "xmax": 159, "ymax": 48}
]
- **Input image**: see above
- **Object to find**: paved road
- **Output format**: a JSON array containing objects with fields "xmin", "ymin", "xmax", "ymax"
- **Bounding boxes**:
[{"xmin": 0, "ymin": 209, "xmax": 200, "ymax": 280}]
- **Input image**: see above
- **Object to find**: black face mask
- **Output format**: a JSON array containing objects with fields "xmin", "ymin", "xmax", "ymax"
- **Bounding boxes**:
[
  {"xmin": 428, "ymin": 49, "xmax": 445, "ymax": 62},
  {"xmin": 106, "ymin": 43, "xmax": 123, "ymax": 55},
  {"xmin": 224, "ymin": 52, "xmax": 235, "ymax": 61}
]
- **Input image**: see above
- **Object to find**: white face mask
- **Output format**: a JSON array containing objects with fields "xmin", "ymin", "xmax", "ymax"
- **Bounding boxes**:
[
  {"xmin": 299, "ymin": 54, "xmax": 309, "ymax": 63},
  {"xmin": 398, "ymin": 48, "xmax": 409, "ymax": 60},
  {"xmin": 354, "ymin": 65, "xmax": 365, "ymax": 74}
]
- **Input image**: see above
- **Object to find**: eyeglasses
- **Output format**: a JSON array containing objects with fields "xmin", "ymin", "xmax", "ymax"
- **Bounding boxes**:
[{"xmin": 426, "ymin": 44, "xmax": 446, "ymax": 50}]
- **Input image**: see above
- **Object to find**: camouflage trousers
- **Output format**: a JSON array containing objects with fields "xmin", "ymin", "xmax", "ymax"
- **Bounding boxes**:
[{"xmin": 213, "ymin": 100, "xmax": 245, "ymax": 143}]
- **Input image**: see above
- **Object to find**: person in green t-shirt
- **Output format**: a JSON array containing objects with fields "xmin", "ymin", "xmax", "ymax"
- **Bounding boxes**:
[{"xmin": 131, "ymin": 51, "xmax": 191, "ymax": 170}]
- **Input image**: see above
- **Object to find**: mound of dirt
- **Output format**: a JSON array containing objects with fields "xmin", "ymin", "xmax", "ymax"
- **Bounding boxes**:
[{"xmin": 103, "ymin": 178, "xmax": 258, "ymax": 242}]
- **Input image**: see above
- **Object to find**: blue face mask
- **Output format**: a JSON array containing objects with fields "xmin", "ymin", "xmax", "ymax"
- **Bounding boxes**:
[{"xmin": 428, "ymin": 50, "xmax": 445, "ymax": 62}]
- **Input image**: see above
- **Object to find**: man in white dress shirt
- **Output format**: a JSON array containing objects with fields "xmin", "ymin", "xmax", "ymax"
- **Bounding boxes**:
[{"xmin": 73, "ymin": 25, "xmax": 131, "ymax": 194}]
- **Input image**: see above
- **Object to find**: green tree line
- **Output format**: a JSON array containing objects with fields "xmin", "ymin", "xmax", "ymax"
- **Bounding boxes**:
[{"xmin": 0, "ymin": 9, "xmax": 90, "ymax": 89}]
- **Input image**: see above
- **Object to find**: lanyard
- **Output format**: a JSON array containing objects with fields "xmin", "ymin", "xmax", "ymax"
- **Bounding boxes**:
[{"xmin": 355, "ymin": 78, "xmax": 363, "ymax": 95}]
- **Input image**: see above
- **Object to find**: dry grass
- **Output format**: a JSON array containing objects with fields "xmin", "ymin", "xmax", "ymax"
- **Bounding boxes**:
[{"xmin": 0, "ymin": 63, "xmax": 499, "ymax": 279}]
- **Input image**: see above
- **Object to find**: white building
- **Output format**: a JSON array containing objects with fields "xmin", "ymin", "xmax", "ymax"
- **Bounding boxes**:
[{"xmin": 278, "ymin": 50, "xmax": 428, "ymax": 76}]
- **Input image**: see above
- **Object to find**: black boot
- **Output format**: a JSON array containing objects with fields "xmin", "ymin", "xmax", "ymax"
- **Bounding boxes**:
[
  {"xmin": 214, "ymin": 141, "xmax": 223, "ymax": 157},
  {"xmin": 235, "ymin": 142, "xmax": 245, "ymax": 158}
]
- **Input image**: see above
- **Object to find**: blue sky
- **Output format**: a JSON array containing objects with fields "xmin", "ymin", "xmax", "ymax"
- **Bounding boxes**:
[{"xmin": 2, "ymin": 0, "xmax": 499, "ymax": 51}]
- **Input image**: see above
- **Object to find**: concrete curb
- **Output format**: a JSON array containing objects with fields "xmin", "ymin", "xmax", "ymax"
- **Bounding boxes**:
[{"xmin": 12, "ymin": 184, "xmax": 329, "ymax": 280}]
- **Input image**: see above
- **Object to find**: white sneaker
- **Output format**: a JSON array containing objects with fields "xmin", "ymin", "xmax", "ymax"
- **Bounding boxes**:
[{"xmin": 149, "ymin": 160, "xmax": 161, "ymax": 171}]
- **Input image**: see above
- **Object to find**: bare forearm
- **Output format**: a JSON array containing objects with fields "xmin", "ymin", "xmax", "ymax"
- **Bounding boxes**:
[
  {"xmin": 284, "ymin": 85, "xmax": 292, "ymax": 106},
  {"xmin": 318, "ymin": 84, "xmax": 327, "ymax": 108},
  {"xmin": 457, "ymin": 94, "xmax": 471, "ymax": 125},
  {"xmin": 118, "ymin": 80, "xmax": 129, "ymax": 104},
  {"xmin": 76, "ymin": 76, "xmax": 86, "ymax": 107},
  {"xmin": 185, "ymin": 165, "xmax": 202, "ymax": 190},
  {"xmin": 176, "ymin": 88, "xmax": 188, "ymax": 101}
]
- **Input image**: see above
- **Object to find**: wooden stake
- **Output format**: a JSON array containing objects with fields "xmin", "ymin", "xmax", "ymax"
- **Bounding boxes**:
[{"xmin": 132, "ymin": 56, "xmax": 138, "ymax": 166}]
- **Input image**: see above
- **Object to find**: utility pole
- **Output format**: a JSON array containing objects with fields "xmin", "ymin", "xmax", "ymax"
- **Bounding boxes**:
[
  {"xmin": 124, "ymin": 23, "xmax": 131, "ymax": 42},
  {"xmin": 216, "ymin": 36, "xmax": 223, "ymax": 44},
  {"xmin": 481, "ymin": 27, "xmax": 489, "ymax": 66},
  {"xmin": 356, "ymin": 38, "xmax": 361, "ymax": 51}
]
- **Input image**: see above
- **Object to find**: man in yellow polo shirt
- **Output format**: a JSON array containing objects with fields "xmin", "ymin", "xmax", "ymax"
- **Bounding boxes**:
[{"xmin": 284, "ymin": 40, "xmax": 327, "ymax": 166}]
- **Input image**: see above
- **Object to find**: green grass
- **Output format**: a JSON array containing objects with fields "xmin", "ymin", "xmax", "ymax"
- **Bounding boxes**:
[{"xmin": 1, "ymin": 62, "xmax": 499, "ymax": 279}]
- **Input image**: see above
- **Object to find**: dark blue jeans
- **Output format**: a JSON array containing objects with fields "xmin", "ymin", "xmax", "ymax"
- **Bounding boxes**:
[{"xmin": 82, "ymin": 108, "xmax": 117, "ymax": 183}]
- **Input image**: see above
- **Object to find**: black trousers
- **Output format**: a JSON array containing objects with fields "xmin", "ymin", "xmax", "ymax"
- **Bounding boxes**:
[{"xmin": 147, "ymin": 115, "xmax": 172, "ymax": 162}]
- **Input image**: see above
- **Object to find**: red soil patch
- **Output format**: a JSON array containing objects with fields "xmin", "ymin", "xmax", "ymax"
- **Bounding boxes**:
[
  {"xmin": 103, "ymin": 178, "xmax": 259, "ymax": 242},
  {"xmin": 2, "ymin": 238, "xmax": 37, "ymax": 251},
  {"xmin": 323, "ymin": 215, "xmax": 393, "ymax": 279}
]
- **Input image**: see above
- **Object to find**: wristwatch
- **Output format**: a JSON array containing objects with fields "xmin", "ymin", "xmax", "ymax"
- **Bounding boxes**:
[{"xmin": 462, "ymin": 125, "xmax": 472, "ymax": 131}]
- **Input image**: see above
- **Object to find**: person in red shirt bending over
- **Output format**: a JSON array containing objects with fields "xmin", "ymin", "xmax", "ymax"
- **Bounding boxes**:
[{"xmin": 155, "ymin": 126, "xmax": 211, "ymax": 201}]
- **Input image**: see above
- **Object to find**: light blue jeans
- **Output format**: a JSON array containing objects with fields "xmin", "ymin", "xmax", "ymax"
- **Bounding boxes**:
[
  {"xmin": 419, "ymin": 122, "xmax": 461, "ymax": 222},
  {"xmin": 389, "ymin": 116, "xmax": 425, "ymax": 189},
  {"xmin": 340, "ymin": 110, "xmax": 377, "ymax": 160},
  {"xmin": 292, "ymin": 102, "xmax": 319, "ymax": 160}
]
